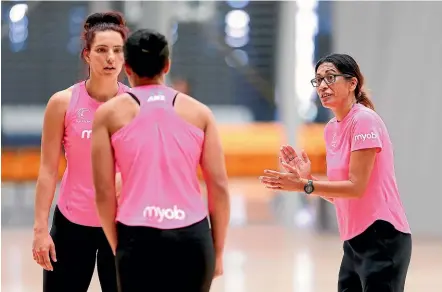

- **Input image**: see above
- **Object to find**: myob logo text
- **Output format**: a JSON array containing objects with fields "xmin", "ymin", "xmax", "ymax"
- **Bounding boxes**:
[
  {"xmin": 143, "ymin": 205, "xmax": 186, "ymax": 222},
  {"xmin": 81, "ymin": 130, "xmax": 92, "ymax": 139},
  {"xmin": 354, "ymin": 131, "xmax": 377, "ymax": 142}
]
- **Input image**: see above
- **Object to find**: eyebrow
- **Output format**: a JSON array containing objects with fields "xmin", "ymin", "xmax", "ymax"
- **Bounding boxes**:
[
  {"xmin": 94, "ymin": 45, "xmax": 123, "ymax": 48},
  {"xmin": 316, "ymin": 69, "xmax": 337, "ymax": 77}
]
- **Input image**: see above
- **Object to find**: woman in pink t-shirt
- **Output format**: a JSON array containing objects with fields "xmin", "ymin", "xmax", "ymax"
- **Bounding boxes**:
[{"xmin": 260, "ymin": 53, "xmax": 412, "ymax": 292}]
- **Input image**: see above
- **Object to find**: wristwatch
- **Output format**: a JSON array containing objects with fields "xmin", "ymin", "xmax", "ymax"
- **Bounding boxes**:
[{"xmin": 304, "ymin": 180, "xmax": 314, "ymax": 195}]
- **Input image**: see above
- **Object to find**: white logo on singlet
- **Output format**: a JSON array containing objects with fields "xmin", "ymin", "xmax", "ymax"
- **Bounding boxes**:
[
  {"xmin": 147, "ymin": 94, "xmax": 165, "ymax": 102},
  {"xmin": 81, "ymin": 130, "xmax": 92, "ymax": 139},
  {"xmin": 143, "ymin": 205, "xmax": 186, "ymax": 222},
  {"xmin": 354, "ymin": 131, "xmax": 378, "ymax": 142},
  {"xmin": 76, "ymin": 108, "xmax": 92, "ymax": 123}
]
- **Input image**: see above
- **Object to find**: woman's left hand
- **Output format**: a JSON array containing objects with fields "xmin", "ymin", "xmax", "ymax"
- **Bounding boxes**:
[{"xmin": 259, "ymin": 162, "xmax": 305, "ymax": 191}]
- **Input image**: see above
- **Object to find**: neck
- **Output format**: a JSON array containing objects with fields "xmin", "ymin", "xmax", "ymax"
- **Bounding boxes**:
[
  {"xmin": 86, "ymin": 75, "xmax": 119, "ymax": 102},
  {"xmin": 333, "ymin": 97, "xmax": 356, "ymax": 122},
  {"xmin": 135, "ymin": 76, "xmax": 164, "ymax": 87}
]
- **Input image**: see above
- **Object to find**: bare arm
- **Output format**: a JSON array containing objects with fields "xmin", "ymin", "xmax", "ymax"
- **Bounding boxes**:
[
  {"xmin": 200, "ymin": 109, "xmax": 230, "ymax": 258},
  {"xmin": 91, "ymin": 104, "xmax": 118, "ymax": 253},
  {"xmin": 306, "ymin": 175, "xmax": 334, "ymax": 204},
  {"xmin": 307, "ymin": 148, "xmax": 378, "ymax": 198},
  {"xmin": 34, "ymin": 92, "xmax": 68, "ymax": 233}
]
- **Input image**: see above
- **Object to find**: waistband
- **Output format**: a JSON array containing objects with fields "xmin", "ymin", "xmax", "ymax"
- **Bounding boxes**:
[{"xmin": 116, "ymin": 217, "xmax": 210, "ymax": 237}]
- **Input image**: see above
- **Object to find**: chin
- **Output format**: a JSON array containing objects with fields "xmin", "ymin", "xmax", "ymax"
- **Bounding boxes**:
[
  {"xmin": 102, "ymin": 71, "xmax": 119, "ymax": 77},
  {"xmin": 320, "ymin": 100, "xmax": 333, "ymax": 109},
  {"xmin": 321, "ymin": 99, "xmax": 338, "ymax": 109}
]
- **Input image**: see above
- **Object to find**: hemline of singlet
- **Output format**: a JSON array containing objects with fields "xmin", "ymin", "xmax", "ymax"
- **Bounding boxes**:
[{"xmin": 56, "ymin": 204, "xmax": 103, "ymax": 228}]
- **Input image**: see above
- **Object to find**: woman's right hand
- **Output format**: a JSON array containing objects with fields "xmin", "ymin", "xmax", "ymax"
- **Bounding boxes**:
[
  {"xmin": 32, "ymin": 230, "xmax": 57, "ymax": 271},
  {"xmin": 279, "ymin": 145, "xmax": 312, "ymax": 179},
  {"xmin": 33, "ymin": 90, "xmax": 67, "ymax": 272},
  {"xmin": 213, "ymin": 254, "xmax": 224, "ymax": 279}
]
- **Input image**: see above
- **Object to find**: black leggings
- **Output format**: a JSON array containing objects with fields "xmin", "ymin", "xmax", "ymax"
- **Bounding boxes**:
[
  {"xmin": 338, "ymin": 220, "xmax": 412, "ymax": 292},
  {"xmin": 115, "ymin": 218, "xmax": 215, "ymax": 292},
  {"xmin": 43, "ymin": 206, "xmax": 117, "ymax": 292}
]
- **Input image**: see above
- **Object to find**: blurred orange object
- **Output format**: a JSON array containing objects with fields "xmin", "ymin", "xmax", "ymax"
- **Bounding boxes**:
[{"xmin": 2, "ymin": 123, "xmax": 326, "ymax": 182}]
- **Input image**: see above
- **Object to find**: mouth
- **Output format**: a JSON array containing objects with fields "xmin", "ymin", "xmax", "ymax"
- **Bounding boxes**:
[
  {"xmin": 321, "ymin": 93, "xmax": 333, "ymax": 99},
  {"xmin": 104, "ymin": 67, "xmax": 116, "ymax": 71}
]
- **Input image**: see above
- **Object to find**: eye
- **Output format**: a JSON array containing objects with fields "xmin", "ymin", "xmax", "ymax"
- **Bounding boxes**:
[
  {"xmin": 114, "ymin": 48, "xmax": 123, "ymax": 53},
  {"xmin": 97, "ymin": 48, "xmax": 106, "ymax": 53},
  {"xmin": 325, "ymin": 75, "xmax": 335, "ymax": 83}
]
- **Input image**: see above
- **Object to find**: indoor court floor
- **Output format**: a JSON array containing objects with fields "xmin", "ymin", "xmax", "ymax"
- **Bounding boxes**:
[{"xmin": 2, "ymin": 178, "xmax": 441, "ymax": 292}]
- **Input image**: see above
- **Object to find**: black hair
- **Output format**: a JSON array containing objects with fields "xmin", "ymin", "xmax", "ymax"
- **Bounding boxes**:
[
  {"xmin": 315, "ymin": 53, "xmax": 375, "ymax": 110},
  {"xmin": 124, "ymin": 29, "xmax": 170, "ymax": 78}
]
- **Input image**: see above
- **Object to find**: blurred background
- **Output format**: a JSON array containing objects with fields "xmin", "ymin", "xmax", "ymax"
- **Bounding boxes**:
[{"xmin": 1, "ymin": 1, "xmax": 441, "ymax": 291}]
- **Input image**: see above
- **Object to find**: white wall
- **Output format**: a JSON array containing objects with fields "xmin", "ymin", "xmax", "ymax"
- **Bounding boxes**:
[{"xmin": 333, "ymin": 1, "xmax": 442, "ymax": 237}]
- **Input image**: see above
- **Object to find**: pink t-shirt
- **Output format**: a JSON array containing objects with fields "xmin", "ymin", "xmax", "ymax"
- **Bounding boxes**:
[{"xmin": 324, "ymin": 103, "xmax": 411, "ymax": 241}]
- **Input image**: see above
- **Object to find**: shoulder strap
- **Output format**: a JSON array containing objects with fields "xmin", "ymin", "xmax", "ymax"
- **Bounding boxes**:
[
  {"xmin": 118, "ymin": 82, "xmax": 131, "ymax": 93},
  {"xmin": 64, "ymin": 82, "xmax": 82, "ymax": 127},
  {"xmin": 172, "ymin": 91, "xmax": 179, "ymax": 107},
  {"xmin": 127, "ymin": 92, "xmax": 141, "ymax": 106},
  {"xmin": 66, "ymin": 82, "xmax": 82, "ymax": 113}
]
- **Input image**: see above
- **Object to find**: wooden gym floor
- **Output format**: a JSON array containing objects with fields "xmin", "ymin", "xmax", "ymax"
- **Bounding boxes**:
[{"xmin": 2, "ymin": 178, "xmax": 441, "ymax": 292}]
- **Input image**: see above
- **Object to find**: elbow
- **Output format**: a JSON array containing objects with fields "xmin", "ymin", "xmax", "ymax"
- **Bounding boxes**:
[
  {"xmin": 351, "ymin": 184, "xmax": 366, "ymax": 199},
  {"xmin": 95, "ymin": 187, "xmax": 115, "ymax": 204},
  {"xmin": 351, "ymin": 192, "xmax": 363, "ymax": 199},
  {"xmin": 210, "ymin": 182, "xmax": 230, "ymax": 199},
  {"xmin": 206, "ymin": 180, "xmax": 230, "ymax": 208},
  {"xmin": 37, "ymin": 167, "xmax": 58, "ymax": 184}
]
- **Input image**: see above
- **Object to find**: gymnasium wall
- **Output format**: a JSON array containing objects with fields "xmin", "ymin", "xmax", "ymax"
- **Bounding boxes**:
[
  {"xmin": 1, "ymin": 1, "xmax": 330, "ymax": 182},
  {"xmin": 333, "ymin": 1, "xmax": 442, "ymax": 237}
]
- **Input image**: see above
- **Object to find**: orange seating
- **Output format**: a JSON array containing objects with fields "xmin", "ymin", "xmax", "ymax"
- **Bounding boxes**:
[{"xmin": 1, "ymin": 123, "xmax": 327, "ymax": 182}]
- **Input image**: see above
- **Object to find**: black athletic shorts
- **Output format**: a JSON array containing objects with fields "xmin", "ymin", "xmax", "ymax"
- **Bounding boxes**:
[{"xmin": 115, "ymin": 218, "xmax": 215, "ymax": 292}]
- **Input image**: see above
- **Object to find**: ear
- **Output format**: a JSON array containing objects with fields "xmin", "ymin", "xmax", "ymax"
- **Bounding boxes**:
[
  {"xmin": 124, "ymin": 64, "xmax": 133, "ymax": 76},
  {"xmin": 163, "ymin": 58, "xmax": 171, "ymax": 75},
  {"xmin": 83, "ymin": 49, "xmax": 91, "ymax": 64},
  {"xmin": 350, "ymin": 77, "xmax": 358, "ymax": 92}
]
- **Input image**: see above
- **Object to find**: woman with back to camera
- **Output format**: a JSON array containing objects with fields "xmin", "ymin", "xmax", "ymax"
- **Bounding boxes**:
[
  {"xmin": 32, "ymin": 12, "xmax": 130, "ymax": 292},
  {"xmin": 91, "ymin": 28, "xmax": 230, "ymax": 292},
  {"xmin": 259, "ymin": 53, "xmax": 412, "ymax": 292}
]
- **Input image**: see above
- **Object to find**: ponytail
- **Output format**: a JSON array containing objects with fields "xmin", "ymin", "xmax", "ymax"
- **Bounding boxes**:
[{"xmin": 355, "ymin": 86, "xmax": 375, "ymax": 111}]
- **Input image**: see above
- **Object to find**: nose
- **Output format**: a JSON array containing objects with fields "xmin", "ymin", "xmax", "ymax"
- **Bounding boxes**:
[
  {"xmin": 317, "ymin": 79, "xmax": 329, "ymax": 92},
  {"xmin": 107, "ymin": 52, "xmax": 115, "ymax": 64}
]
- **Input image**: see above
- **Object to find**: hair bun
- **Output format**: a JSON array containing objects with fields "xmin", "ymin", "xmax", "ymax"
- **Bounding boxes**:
[
  {"xmin": 139, "ymin": 36, "xmax": 151, "ymax": 53},
  {"xmin": 84, "ymin": 12, "xmax": 125, "ymax": 30},
  {"xmin": 138, "ymin": 30, "xmax": 167, "ymax": 55}
]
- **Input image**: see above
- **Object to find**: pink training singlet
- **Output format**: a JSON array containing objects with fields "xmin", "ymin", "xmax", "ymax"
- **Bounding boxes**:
[
  {"xmin": 112, "ymin": 85, "xmax": 207, "ymax": 229},
  {"xmin": 324, "ymin": 103, "xmax": 411, "ymax": 241},
  {"xmin": 57, "ymin": 81, "xmax": 130, "ymax": 227}
]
